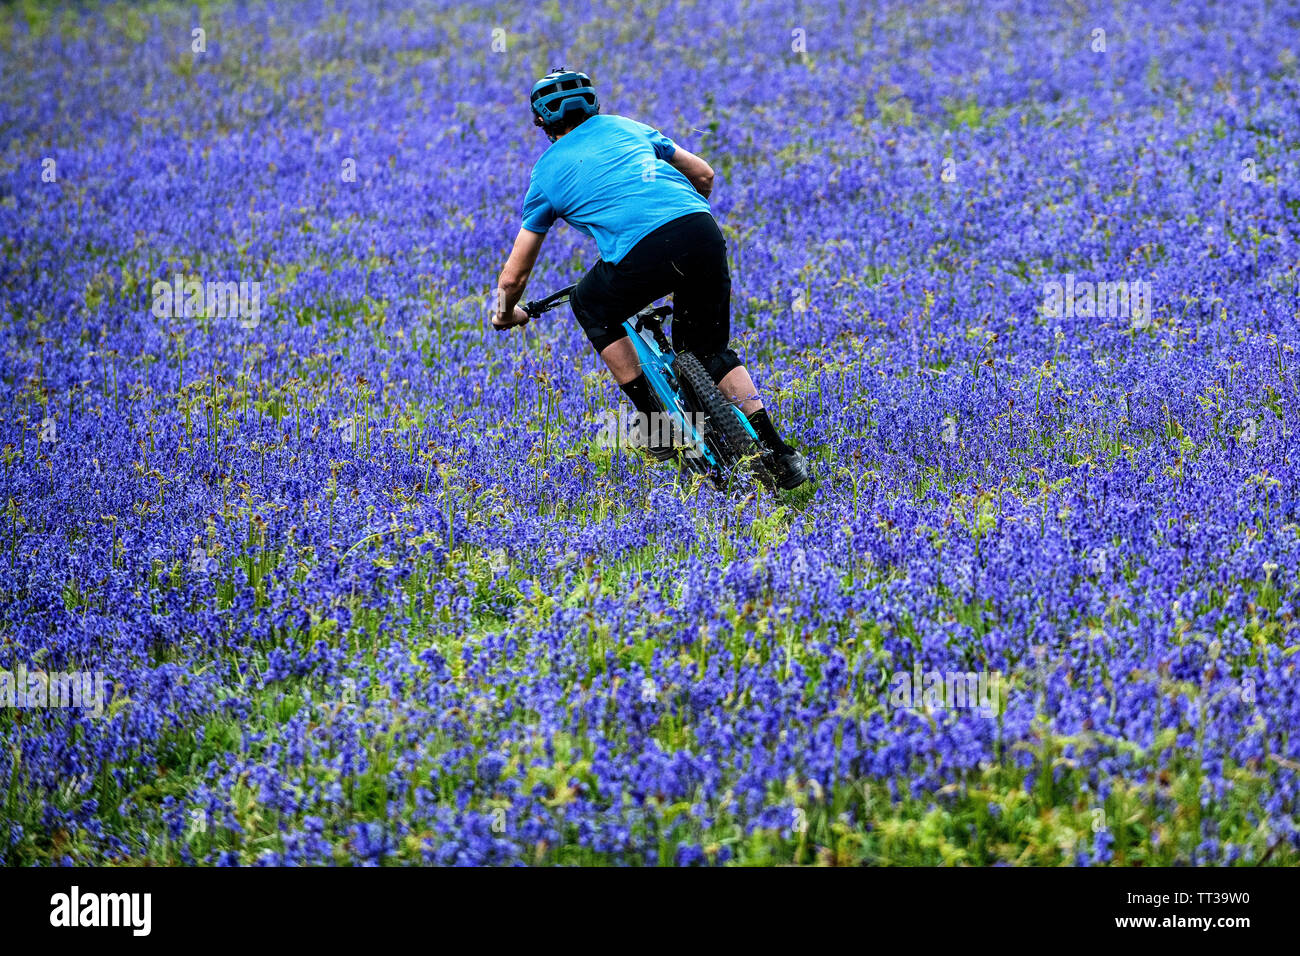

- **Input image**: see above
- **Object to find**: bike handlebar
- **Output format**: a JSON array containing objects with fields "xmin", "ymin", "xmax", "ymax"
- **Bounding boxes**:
[
  {"xmin": 521, "ymin": 284, "xmax": 578, "ymax": 318},
  {"xmin": 521, "ymin": 285, "xmax": 673, "ymax": 330}
]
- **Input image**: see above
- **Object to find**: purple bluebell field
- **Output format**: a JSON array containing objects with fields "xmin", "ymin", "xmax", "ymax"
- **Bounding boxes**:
[{"xmin": 1, "ymin": 0, "xmax": 1298, "ymax": 866}]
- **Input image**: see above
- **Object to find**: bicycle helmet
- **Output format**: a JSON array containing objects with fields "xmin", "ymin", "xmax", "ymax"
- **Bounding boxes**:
[{"xmin": 530, "ymin": 67, "xmax": 599, "ymax": 135}]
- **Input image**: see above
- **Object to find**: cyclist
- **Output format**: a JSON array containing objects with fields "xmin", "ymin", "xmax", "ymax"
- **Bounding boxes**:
[{"xmin": 492, "ymin": 67, "xmax": 810, "ymax": 490}]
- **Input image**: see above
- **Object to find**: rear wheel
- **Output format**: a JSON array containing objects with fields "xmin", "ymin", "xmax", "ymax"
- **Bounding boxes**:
[{"xmin": 675, "ymin": 352, "xmax": 770, "ymax": 489}]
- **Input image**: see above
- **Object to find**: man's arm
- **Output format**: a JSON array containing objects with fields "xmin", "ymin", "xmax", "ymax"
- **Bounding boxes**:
[
  {"xmin": 493, "ymin": 228, "xmax": 546, "ymax": 329},
  {"xmin": 668, "ymin": 147, "xmax": 715, "ymax": 199}
]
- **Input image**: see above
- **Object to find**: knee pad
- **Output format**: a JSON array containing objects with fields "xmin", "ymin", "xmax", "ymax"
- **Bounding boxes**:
[{"xmin": 698, "ymin": 348, "xmax": 742, "ymax": 385}]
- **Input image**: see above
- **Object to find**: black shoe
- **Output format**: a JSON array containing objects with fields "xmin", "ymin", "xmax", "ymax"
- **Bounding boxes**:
[
  {"xmin": 764, "ymin": 448, "xmax": 810, "ymax": 490},
  {"xmin": 630, "ymin": 417, "xmax": 678, "ymax": 462}
]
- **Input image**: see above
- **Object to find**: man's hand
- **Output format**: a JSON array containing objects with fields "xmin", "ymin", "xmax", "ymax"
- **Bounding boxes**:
[{"xmin": 492, "ymin": 304, "xmax": 530, "ymax": 331}]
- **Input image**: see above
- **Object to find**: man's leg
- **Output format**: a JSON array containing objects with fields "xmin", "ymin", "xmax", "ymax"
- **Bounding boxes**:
[
  {"xmin": 599, "ymin": 337, "xmax": 662, "ymax": 444},
  {"xmin": 571, "ymin": 260, "xmax": 659, "ymax": 402},
  {"xmin": 715, "ymin": 363, "xmax": 792, "ymax": 455},
  {"xmin": 570, "ymin": 258, "xmax": 677, "ymax": 458},
  {"xmin": 671, "ymin": 216, "xmax": 808, "ymax": 486},
  {"xmin": 717, "ymin": 366, "xmax": 762, "ymax": 415},
  {"xmin": 598, "ymin": 336, "xmax": 640, "ymax": 384}
]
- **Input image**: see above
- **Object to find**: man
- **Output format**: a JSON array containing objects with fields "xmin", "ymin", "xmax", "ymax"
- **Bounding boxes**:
[{"xmin": 492, "ymin": 67, "xmax": 809, "ymax": 490}]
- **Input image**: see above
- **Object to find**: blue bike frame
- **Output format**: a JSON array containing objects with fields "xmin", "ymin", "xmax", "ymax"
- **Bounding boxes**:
[
  {"xmin": 521, "ymin": 286, "xmax": 760, "ymax": 471},
  {"xmin": 623, "ymin": 309, "xmax": 760, "ymax": 470}
]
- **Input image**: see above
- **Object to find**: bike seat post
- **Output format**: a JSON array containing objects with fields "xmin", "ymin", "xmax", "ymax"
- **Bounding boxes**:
[
  {"xmin": 633, "ymin": 307, "xmax": 657, "ymax": 334},
  {"xmin": 647, "ymin": 313, "xmax": 672, "ymax": 353}
]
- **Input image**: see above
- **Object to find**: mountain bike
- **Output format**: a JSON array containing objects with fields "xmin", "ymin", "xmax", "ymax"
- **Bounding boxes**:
[{"xmin": 521, "ymin": 285, "xmax": 774, "ymax": 491}]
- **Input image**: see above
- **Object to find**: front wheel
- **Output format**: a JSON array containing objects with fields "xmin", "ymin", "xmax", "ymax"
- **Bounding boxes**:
[{"xmin": 674, "ymin": 352, "xmax": 770, "ymax": 490}]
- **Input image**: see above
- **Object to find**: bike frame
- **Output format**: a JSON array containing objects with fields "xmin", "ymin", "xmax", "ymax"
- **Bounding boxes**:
[
  {"xmin": 521, "ymin": 285, "xmax": 760, "ymax": 472},
  {"xmin": 626, "ymin": 305, "xmax": 719, "ymax": 468}
]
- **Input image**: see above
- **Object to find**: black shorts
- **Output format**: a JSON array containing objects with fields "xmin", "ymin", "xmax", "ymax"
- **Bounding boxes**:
[{"xmin": 568, "ymin": 211, "xmax": 742, "ymax": 383}]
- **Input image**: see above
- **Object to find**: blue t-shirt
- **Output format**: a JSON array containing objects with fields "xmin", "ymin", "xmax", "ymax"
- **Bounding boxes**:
[{"xmin": 520, "ymin": 114, "xmax": 712, "ymax": 264}]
